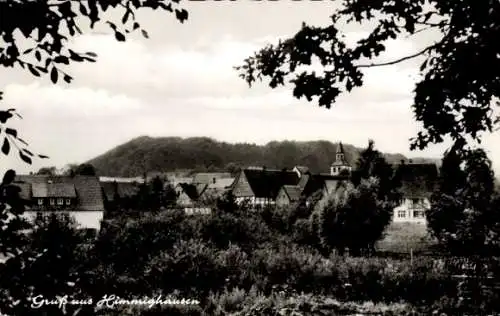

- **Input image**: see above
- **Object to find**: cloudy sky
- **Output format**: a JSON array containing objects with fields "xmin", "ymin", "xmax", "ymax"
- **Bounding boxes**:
[{"xmin": 1, "ymin": 1, "xmax": 499, "ymax": 175}]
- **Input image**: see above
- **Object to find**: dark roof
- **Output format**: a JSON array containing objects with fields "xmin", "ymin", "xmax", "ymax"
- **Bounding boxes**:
[
  {"xmin": 393, "ymin": 163, "xmax": 438, "ymax": 197},
  {"xmin": 336, "ymin": 142, "xmax": 345, "ymax": 154},
  {"xmin": 32, "ymin": 183, "xmax": 77, "ymax": 198},
  {"xmin": 14, "ymin": 175, "xmax": 104, "ymax": 211},
  {"xmin": 100, "ymin": 181, "xmax": 140, "ymax": 201},
  {"xmin": 178, "ymin": 183, "xmax": 204, "ymax": 200},
  {"xmin": 301, "ymin": 173, "xmax": 348, "ymax": 197},
  {"xmin": 281, "ymin": 185, "xmax": 302, "ymax": 202},
  {"xmin": 243, "ymin": 169, "xmax": 300, "ymax": 199}
]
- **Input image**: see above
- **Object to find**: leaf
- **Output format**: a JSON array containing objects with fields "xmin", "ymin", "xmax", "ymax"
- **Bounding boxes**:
[
  {"xmin": 38, "ymin": 154, "xmax": 49, "ymax": 159},
  {"xmin": 17, "ymin": 138, "xmax": 29, "ymax": 146},
  {"xmin": 133, "ymin": 22, "xmax": 140, "ymax": 30},
  {"xmin": 0, "ymin": 111, "xmax": 13, "ymax": 123},
  {"xmin": 175, "ymin": 9, "xmax": 189, "ymax": 23},
  {"xmin": 63, "ymin": 74, "xmax": 72, "ymax": 84},
  {"xmin": 53, "ymin": 56, "xmax": 69, "ymax": 64},
  {"xmin": 23, "ymin": 149, "xmax": 34, "ymax": 156},
  {"xmin": 141, "ymin": 29, "xmax": 149, "ymax": 39},
  {"xmin": 2, "ymin": 138, "xmax": 10, "ymax": 155},
  {"xmin": 50, "ymin": 67, "xmax": 58, "ymax": 84},
  {"xmin": 115, "ymin": 31, "xmax": 126, "ymax": 42},
  {"xmin": 23, "ymin": 48, "xmax": 34, "ymax": 55},
  {"xmin": 122, "ymin": 10, "xmax": 131, "ymax": 24},
  {"xmin": 35, "ymin": 51, "xmax": 41, "ymax": 62},
  {"xmin": 19, "ymin": 151, "xmax": 32, "ymax": 164},
  {"xmin": 86, "ymin": 52, "xmax": 97, "ymax": 57},
  {"xmin": 5, "ymin": 128, "xmax": 17, "ymax": 138},
  {"xmin": 27, "ymin": 64, "xmax": 40, "ymax": 77},
  {"xmin": 79, "ymin": 2, "xmax": 88, "ymax": 15}
]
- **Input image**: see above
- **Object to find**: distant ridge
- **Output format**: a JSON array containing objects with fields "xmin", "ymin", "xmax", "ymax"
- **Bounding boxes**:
[{"xmin": 87, "ymin": 136, "xmax": 440, "ymax": 177}]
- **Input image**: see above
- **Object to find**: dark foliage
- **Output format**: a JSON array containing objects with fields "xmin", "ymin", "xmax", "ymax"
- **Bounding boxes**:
[
  {"xmin": 428, "ymin": 148, "xmax": 499, "ymax": 255},
  {"xmin": 88, "ymin": 136, "xmax": 437, "ymax": 176},
  {"xmin": 237, "ymin": 0, "xmax": 500, "ymax": 152}
]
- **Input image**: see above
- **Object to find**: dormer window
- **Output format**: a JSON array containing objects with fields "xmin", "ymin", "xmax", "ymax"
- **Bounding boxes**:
[
  {"xmin": 38, "ymin": 198, "xmax": 43, "ymax": 206},
  {"xmin": 50, "ymin": 199, "xmax": 55, "ymax": 205},
  {"xmin": 57, "ymin": 198, "xmax": 64, "ymax": 205},
  {"xmin": 65, "ymin": 199, "xmax": 71, "ymax": 205}
]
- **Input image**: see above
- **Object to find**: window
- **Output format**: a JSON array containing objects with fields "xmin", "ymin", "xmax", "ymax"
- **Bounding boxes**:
[
  {"xmin": 397, "ymin": 210, "xmax": 406, "ymax": 218},
  {"xmin": 38, "ymin": 198, "xmax": 43, "ymax": 206},
  {"xmin": 57, "ymin": 198, "xmax": 64, "ymax": 205},
  {"xmin": 50, "ymin": 199, "xmax": 55, "ymax": 206},
  {"xmin": 65, "ymin": 199, "xmax": 71, "ymax": 205},
  {"xmin": 411, "ymin": 198, "xmax": 420, "ymax": 207},
  {"xmin": 414, "ymin": 210, "xmax": 425, "ymax": 218}
]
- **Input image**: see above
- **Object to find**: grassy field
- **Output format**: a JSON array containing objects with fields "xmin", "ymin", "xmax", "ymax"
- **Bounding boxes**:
[{"xmin": 376, "ymin": 222, "xmax": 439, "ymax": 255}]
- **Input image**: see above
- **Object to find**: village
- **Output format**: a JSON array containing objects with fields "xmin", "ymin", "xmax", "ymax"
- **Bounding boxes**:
[{"xmin": 10, "ymin": 142, "xmax": 437, "ymax": 238}]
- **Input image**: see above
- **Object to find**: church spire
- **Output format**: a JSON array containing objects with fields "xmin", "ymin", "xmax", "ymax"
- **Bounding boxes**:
[
  {"xmin": 330, "ymin": 142, "xmax": 351, "ymax": 176},
  {"xmin": 335, "ymin": 142, "xmax": 346, "ymax": 163}
]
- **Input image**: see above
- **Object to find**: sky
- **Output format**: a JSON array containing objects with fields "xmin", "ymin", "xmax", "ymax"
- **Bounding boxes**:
[{"xmin": 1, "ymin": 1, "xmax": 499, "ymax": 175}]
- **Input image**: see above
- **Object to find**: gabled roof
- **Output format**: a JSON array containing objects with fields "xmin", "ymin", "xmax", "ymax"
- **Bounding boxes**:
[
  {"xmin": 241, "ymin": 168, "xmax": 300, "ymax": 199},
  {"xmin": 178, "ymin": 183, "xmax": 205, "ymax": 201},
  {"xmin": 14, "ymin": 175, "xmax": 104, "ymax": 211},
  {"xmin": 301, "ymin": 173, "xmax": 349, "ymax": 197},
  {"xmin": 100, "ymin": 181, "xmax": 140, "ymax": 201},
  {"xmin": 281, "ymin": 185, "xmax": 302, "ymax": 202},
  {"xmin": 393, "ymin": 163, "xmax": 438, "ymax": 197},
  {"xmin": 332, "ymin": 142, "xmax": 350, "ymax": 166}
]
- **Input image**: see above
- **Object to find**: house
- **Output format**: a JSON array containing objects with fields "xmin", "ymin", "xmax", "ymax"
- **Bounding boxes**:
[
  {"xmin": 232, "ymin": 143, "xmax": 352, "ymax": 207},
  {"xmin": 231, "ymin": 167, "xmax": 301, "ymax": 206},
  {"xmin": 100, "ymin": 180, "xmax": 141, "ymax": 207},
  {"xmin": 199, "ymin": 177, "xmax": 235, "ymax": 202},
  {"xmin": 392, "ymin": 162, "xmax": 438, "ymax": 223},
  {"xmin": 175, "ymin": 183, "xmax": 207, "ymax": 207},
  {"xmin": 14, "ymin": 175, "xmax": 105, "ymax": 231},
  {"xmin": 276, "ymin": 185, "xmax": 302, "ymax": 207}
]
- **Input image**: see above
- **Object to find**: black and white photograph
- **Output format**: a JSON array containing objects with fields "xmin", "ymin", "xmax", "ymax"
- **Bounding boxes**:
[{"xmin": 1, "ymin": 0, "xmax": 500, "ymax": 315}]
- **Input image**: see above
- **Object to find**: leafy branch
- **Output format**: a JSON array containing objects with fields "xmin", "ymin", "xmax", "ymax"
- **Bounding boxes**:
[
  {"xmin": 237, "ymin": 0, "xmax": 500, "ymax": 152},
  {"xmin": 355, "ymin": 44, "xmax": 436, "ymax": 68},
  {"xmin": 0, "ymin": 0, "xmax": 189, "ymax": 164}
]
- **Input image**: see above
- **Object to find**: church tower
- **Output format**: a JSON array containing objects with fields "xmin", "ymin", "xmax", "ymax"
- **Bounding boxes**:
[{"xmin": 330, "ymin": 142, "xmax": 352, "ymax": 176}]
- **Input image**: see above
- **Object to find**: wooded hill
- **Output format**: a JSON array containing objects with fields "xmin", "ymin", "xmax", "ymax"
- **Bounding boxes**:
[{"xmin": 88, "ymin": 136, "xmax": 439, "ymax": 177}]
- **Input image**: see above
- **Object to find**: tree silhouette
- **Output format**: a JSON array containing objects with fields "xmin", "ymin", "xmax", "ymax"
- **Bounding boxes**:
[
  {"xmin": 237, "ymin": 1, "xmax": 500, "ymax": 152},
  {"xmin": 0, "ymin": 0, "xmax": 189, "ymax": 162}
]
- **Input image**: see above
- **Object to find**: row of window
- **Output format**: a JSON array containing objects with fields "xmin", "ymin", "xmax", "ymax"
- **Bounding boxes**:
[
  {"xmin": 37, "ymin": 198, "xmax": 72, "ymax": 206},
  {"xmin": 397, "ymin": 210, "xmax": 425, "ymax": 218}
]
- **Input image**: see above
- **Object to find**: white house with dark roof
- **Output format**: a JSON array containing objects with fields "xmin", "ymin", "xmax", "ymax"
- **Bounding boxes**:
[
  {"xmin": 392, "ymin": 162, "xmax": 438, "ymax": 223},
  {"xmin": 14, "ymin": 175, "xmax": 105, "ymax": 231}
]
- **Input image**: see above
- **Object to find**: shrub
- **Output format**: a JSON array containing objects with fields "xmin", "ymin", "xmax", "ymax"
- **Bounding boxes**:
[{"xmin": 145, "ymin": 239, "xmax": 224, "ymax": 298}]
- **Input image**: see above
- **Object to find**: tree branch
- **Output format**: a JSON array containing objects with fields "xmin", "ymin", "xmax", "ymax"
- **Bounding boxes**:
[{"xmin": 355, "ymin": 45, "xmax": 436, "ymax": 68}]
